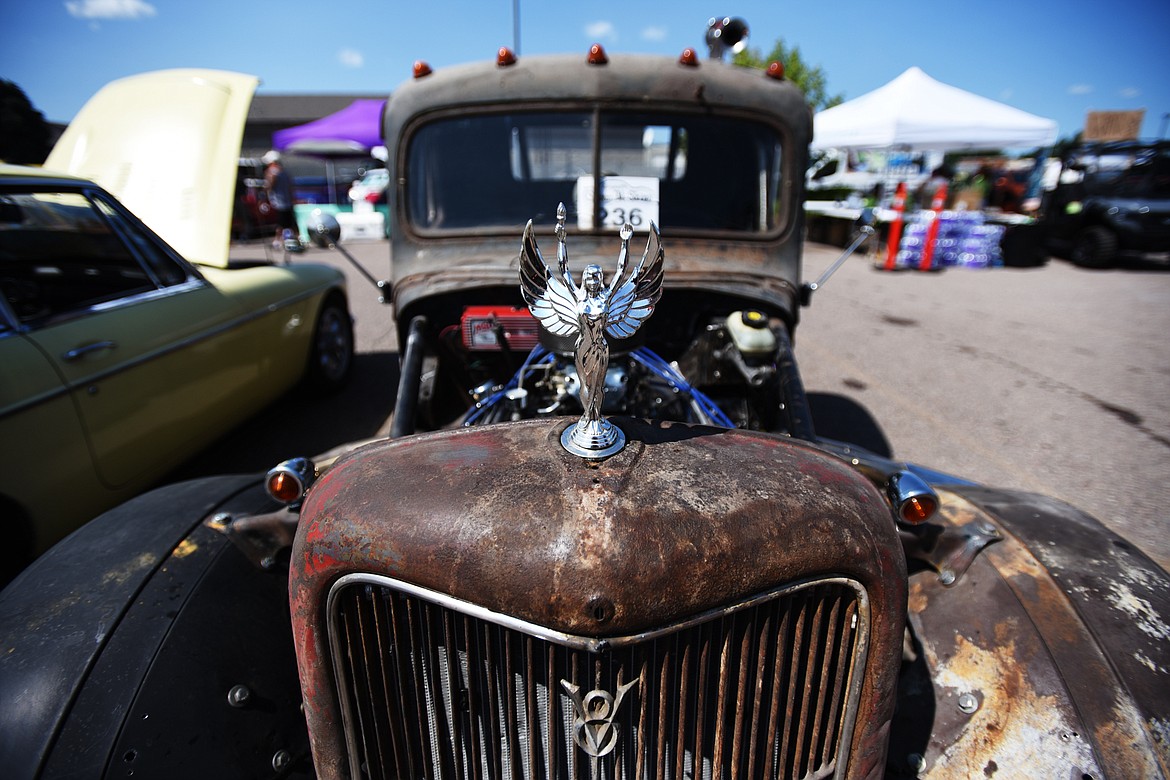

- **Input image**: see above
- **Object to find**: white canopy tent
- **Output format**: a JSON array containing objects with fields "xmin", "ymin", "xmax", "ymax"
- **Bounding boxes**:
[{"xmin": 812, "ymin": 67, "xmax": 1057, "ymax": 151}]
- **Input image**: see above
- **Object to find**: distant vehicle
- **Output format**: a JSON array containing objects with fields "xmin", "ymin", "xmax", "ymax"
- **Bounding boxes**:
[
  {"xmin": 0, "ymin": 164, "xmax": 353, "ymax": 581},
  {"xmin": 807, "ymin": 148, "xmax": 931, "ymax": 199},
  {"xmin": 1039, "ymin": 140, "xmax": 1170, "ymax": 266},
  {"xmin": 348, "ymin": 167, "xmax": 390, "ymax": 204},
  {"xmin": 231, "ymin": 158, "xmax": 278, "ymax": 239}
]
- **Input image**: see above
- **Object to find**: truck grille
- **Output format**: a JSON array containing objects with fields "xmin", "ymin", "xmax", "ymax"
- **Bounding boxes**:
[{"xmin": 328, "ymin": 575, "xmax": 868, "ymax": 780}]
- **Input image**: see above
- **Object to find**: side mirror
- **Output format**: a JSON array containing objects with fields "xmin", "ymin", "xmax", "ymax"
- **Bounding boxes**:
[
  {"xmin": 801, "ymin": 209, "xmax": 877, "ymax": 306},
  {"xmin": 306, "ymin": 210, "xmax": 341, "ymax": 248},
  {"xmin": 705, "ymin": 16, "xmax": 749, "ymax": 59},
  {"xmin": 303, "ymin": 209, "xmax": 393, "ymax": 305}
]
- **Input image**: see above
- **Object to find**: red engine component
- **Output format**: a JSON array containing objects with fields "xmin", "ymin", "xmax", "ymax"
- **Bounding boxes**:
[{"xmin": 460, "ymin": 306, "xmax": 541, "ymax": 351}]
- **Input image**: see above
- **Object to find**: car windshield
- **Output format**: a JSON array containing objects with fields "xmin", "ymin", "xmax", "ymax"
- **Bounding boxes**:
[
  {"xmin": 406, "ymin": 110, "xmax": 785, "ymax": 235},
  {"xmin": 1076, "ymin": 145, "xmax": 1170, "ymax": 198}
]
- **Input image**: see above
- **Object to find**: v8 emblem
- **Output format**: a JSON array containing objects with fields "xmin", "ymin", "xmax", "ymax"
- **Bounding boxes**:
[{"xmin": 560, "ymin": 675, "xmax": 639, "ymax": 758}]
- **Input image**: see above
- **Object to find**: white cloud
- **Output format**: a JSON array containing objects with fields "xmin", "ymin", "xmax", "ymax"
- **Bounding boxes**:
[
  {"xmin": 1067, "ymin": 83, "xmax": 1093, "ymax": 96},
  {"xmin": 1120, "ymin": 86, "xmax": 1140, "ymax": 99},
  {"xmin": 65, "ymin": 0, "xmax": 156, "ymax": 19},
  {"xmin": 641, "ymin": 25, "xmax": 667, "ymax": 42},
  {"xmin": 586, "ymin": 21, "xmax": 616, "ymax": 41},
  {"xmin": 338, "ymin": 48, "xmax": 364, "ymax": 69}
]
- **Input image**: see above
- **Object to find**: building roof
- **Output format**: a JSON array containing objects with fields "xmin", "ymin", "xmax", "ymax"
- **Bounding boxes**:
[{"xmin": 248, "ymin": 93, "xmax": 388, "ymax": 124}]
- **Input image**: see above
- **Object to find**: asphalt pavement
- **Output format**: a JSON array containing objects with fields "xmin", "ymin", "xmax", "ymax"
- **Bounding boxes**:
[{"xmin": 183, "ymin": 235, "xmax": 1170, "ymax": 571}]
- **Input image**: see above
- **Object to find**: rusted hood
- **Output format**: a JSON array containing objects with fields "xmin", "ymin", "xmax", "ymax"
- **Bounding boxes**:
[{"xmin": 292, "ymin": 417, "xmax": 904, "ymax": 636}]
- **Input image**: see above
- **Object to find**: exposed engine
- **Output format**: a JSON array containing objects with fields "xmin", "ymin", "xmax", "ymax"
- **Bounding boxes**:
[{"xmin": 447, "ymin": 304, "xmax": 787, "ymax": 432}]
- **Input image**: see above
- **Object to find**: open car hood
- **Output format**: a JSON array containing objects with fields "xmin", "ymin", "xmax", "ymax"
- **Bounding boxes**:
[{"xmin": 45, "ymin": 69, "xmax": 259, "ymax": 268}]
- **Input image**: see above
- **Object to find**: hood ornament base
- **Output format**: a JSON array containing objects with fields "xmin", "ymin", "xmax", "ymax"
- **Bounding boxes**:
[
  {"xmin": 561, "ymin": 418, "xmax": 626, "ymax": 459},
  {"xmin": 520, "ymin": 203, "xmax": 664, "ymax": 460}
]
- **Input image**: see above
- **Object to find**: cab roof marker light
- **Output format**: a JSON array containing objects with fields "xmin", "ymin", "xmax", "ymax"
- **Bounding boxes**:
[
  {"xmin": 497, "ymin": 47, "xmax": 517, "ymax": 67},
  {"xmin": 679, "ymin": 48, "xmax": 700, "ymax": 67},
  {"xmin": 413, "ymin": 60, "xmax": 433, "ymax": 79},
  {"xmin": 766, "ymin": 61, "xmax": 785, "ymax": 80},
  {"xmin": 587, "ymin": 43, "xmax": 608, "ymax": 65}
]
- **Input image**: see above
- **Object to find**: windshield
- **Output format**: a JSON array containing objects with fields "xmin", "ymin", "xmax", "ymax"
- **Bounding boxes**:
[
  {"xmin": 1074, "ymin": 145, "xmax": 1170, "ymax": 198},
  {"xmin": 406, "ymin": 110, "xmax": 785, "ymax": 234}
]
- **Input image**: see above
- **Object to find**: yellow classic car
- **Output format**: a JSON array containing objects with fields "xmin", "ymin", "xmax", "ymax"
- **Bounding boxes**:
[{"xmin": 0, "ymin": 71, "xmax": 354, "ymax": 581}]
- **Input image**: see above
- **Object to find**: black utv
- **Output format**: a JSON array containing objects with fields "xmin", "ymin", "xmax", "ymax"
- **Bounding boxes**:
[{"xmin": 1039, "ymin": 139, "xmax": 1170, "ymax": 267}]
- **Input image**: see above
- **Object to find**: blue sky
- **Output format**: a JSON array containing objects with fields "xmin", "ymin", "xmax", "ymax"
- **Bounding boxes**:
[{"xmin": 2, "ymin": 0, "xmax": 1168, "ymax": 143}]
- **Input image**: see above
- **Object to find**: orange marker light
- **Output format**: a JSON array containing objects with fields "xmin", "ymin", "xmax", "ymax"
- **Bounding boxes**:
[
  {"xmin": 497, "ymin": 47, "xmax": 517, "ymax": 67},
  {"xmin": 678, "ymin": 48, "xmax": 699, "ymax": 67},
  {"xmin": 267, "ymin": 472, "xmax": 303, "ymax": 505},
  {"xmin": 264, "ymin": 457, "xmax": 314, "ymax": 506},
  {"xmin": 766, "ymin": 61, "xmax": 785, "ymax": 80},
  {"xmin": 587, "ymin": 43, "xmax": 608, "ymax": 65},
  {"xmin": 900, "ymin": 495, "xmax": 939, "ymax": 524},
  {"xmin": 887, "ymin": 470, "xmax": 939, "ymax": 524},
  {"xmin": 413, "ymin": 60, "xmax": 433, "ymax": 79}
]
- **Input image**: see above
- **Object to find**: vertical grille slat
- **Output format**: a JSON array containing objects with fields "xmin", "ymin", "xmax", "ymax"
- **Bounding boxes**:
[{"xmin": 329, "ymin": 577, "xmax": 867, "ymax": 780}]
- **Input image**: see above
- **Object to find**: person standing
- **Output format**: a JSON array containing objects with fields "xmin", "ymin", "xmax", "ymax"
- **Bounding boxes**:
[{"xmin": 262, "ymin": 150, "xmax": 300, "ymax": 252}]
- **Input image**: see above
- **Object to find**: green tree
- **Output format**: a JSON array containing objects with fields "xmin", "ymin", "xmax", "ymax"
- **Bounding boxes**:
[
  {"xmin": 0, "ymin": 80, "xmax": 51, "ymax": 165},
  {"xmin": 732, "ymin": 39, "xmax": 844, "ymax": 112}
]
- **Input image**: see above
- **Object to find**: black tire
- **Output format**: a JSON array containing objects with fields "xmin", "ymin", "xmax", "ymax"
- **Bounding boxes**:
[
  {"xmin": 1071, "ymin": 226, "xmax": 1118, "ymax": 268},
  {"xmin": 306, "ymin": 294, "xmax": 354, "ymax": 393}
]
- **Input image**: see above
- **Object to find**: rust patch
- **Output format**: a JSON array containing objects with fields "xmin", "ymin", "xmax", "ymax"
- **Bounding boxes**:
[
  {"xmin": 171, "ymin": 539, "xmax": 198, "ymax": 558},
  {"xmin": 921, "ymin": 630, "xmax": 1098, "ymax": 777}
]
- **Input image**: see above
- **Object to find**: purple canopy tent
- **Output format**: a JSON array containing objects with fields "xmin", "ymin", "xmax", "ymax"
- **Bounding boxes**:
[
  {"xmin": 272, "ymin": 99, "xmax": 386, "ymax": 154},
  {"xmin": 273, "ymin": 99, "xmax": 386, "ymax": 204}
]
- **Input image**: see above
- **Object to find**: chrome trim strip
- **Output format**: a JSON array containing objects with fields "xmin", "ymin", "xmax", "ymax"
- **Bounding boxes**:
[
  {"xmin": 57, "ymin": 285, "xmax": 332, "ymax": 388},
  {"xmin": 0, "ymin": 384, "xmax": 73, "ymax": 420},
  {"xmin": 327, "ymin": 571, "xmax": 869, "ymax": 653}
]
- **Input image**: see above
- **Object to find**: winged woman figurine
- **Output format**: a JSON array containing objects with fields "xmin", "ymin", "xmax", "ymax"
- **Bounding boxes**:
[{"xmin": 520, "ymin": 203, "xmax": 664, "ymax": 457}]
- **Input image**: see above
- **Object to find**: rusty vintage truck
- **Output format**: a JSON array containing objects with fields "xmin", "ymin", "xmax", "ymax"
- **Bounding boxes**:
[{"xmin": 2, "ymin": 44, "xmax": 1167, "ymax": 780}]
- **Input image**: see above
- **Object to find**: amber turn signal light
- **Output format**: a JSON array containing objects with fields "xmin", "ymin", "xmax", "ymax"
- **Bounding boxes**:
[
  {"xmin": 886, "ymin": 470, "xmax": 939, "ymax": 524},
  {"xmin": 265, "ymin": 457, "xmax": 315, "ymax": 506},
  {"xmin": 899, "ymin": 494, "xmax": 939, "ymax": 524}
]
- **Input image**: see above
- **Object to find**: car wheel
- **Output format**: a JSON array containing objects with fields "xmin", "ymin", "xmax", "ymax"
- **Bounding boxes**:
[
  {"xmin": 306, "ymin": 295, "xmax": 354, "ymax": 393},
  {"xmin": 1071, "ymin": 226, "xmax": 1117, "ymax": 268}
]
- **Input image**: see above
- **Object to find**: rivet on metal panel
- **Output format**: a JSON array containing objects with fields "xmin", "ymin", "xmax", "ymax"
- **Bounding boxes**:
[
  {"xmin": 907, "ymin": 753, "xmax": 927, "ymax": 772},
  {"xmin": 939, "ymin": 569, "xmax": 956, "ymax": 586},
  {"xmin": 208, "ymin": 512, "xmax": 232, "ymax": 528},
  {"xmin": 957, "ymin": 692, "xmax": 980, "ymax": 714},
  {"xmin": 272, "ymin": 749, "xmax": 292, "ymax": 771},
  {"xmin": 226, "ymin": 684, "xmax": 251, "ymax": 708}
]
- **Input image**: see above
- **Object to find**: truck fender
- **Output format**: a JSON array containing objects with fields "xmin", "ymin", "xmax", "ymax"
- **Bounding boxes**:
[{"xmin": 0, "ymin": 475, "xmax": 310, "ymax": 779}]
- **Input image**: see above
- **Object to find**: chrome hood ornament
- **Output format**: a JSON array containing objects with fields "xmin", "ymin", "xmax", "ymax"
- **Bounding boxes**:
[{"xmin": 520, "ymin": 203, "xmax": 664, "ymax": 459}]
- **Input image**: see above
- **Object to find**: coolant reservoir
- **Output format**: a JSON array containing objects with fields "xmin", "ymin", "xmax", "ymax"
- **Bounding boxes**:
[{"xmin": 726, "ymin": 310, "xmax": 777, "ymax": 357}]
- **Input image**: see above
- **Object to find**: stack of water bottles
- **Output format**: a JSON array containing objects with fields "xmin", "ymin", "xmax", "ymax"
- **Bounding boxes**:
[{"xmin": 895, "ymin": 211, "xmax": 1005, "ymax": 270}]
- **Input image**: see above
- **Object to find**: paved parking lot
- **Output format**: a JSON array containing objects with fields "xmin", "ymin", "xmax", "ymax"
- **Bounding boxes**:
[
  {"xmin": 798, "ymin": 241, "xmax": 1170, "ymax": 570},
  {"xmin": 188, "ymin": 236, "xmax": 1170, "ymax": 570}
]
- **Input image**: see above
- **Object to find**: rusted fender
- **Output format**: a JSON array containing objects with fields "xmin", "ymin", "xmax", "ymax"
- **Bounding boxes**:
[
  {"xmin": 888, "ymin": 486, "xmax": 1169, "ymax": 778},
  {"xmin": 290, "ymin": 417, "xmax": 907, "ymax": 780}
]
